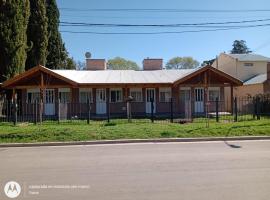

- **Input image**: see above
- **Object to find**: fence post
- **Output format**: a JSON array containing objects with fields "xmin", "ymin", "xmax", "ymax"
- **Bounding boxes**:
[
  {"xmin": 35, "ymin": 100, "xmax": 38, "ymax": 125},
  {"xmin": 13, "ymin": 96, "xmax": 17, "ymax": 125},
  {"xmin": 256, "ymin": 97, "xmax": 261, "ymax": 120},
  {"xmin": 253, "ymin": 97, "xmax": 256, "ymax": 120},
  {"xmin": 215, "ymin": 97, "xmax": 219, "ymax": 122},
  {"xmin": 87, "ymin": 98, "xmax": 91, "ymax": 124},
  {"xmin": 39, "ymin": 99, "xmax": 43, "ymax": 124},
  {"xmin": 151, "ymin": 97, "xmax": 154, "ymax": 123},
  {"xmin": 234, "ymin": 97, "xmax": 238, "ymax": 122},
  {"xmin": 170, "ymin": 97, "xmax": 173, "ymax": 123},
  {"xmin": 107, "ymin": 96, "xmax": 110, "ymax": 123},
  {"xmin": 58, "ymin": 98, "xmax": 60, "ymax": 124}
]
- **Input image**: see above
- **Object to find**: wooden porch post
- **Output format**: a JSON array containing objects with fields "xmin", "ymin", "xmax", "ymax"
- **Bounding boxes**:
[
  {"xmin": 40, "ymin": 72, "xmax": 44, "ymax": 123},
  {"xmin": 204, "ymin": 71, "xmax": 209, "ymax": 114}
]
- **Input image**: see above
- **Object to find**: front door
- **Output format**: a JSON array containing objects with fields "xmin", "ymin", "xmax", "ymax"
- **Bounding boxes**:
[
  {"xmin": 44, "ymin": 89, "xmax": 55, "ymax": 115},
  {"xmin": 96, "ymin": 89, "xmax": 106, "ymax": 114},
  {"xmin": 194, "ymin": 88, "xmax": 204, "ymax": 113},
  {"xmin": 146, "ymin": 88, "xmax": 156, "ymax": 114},
  {"xmin": 180, "ymin": 89, "xmax": 191, "ymax": 118}
]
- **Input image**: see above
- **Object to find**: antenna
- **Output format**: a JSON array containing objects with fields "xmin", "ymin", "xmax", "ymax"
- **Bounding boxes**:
[{"xmin": 85, "ymin": 52, "xmax": 91, "ymax": 59}]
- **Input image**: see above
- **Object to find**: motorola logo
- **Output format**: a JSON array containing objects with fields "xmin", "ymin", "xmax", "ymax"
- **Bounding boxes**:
[{"xmin": 4, "ymin": 181, "xmax": 21, "ymax": 198}]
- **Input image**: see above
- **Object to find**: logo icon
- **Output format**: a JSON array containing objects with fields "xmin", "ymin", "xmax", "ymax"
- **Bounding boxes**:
[{"xmin": 4, "ymin": 181, "xmax": 21, "ymax": 198}]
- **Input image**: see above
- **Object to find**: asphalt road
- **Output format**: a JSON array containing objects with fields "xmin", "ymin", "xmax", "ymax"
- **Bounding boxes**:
[{"xmin": 0, "ymin": 140, "xmax": 270, "ymax": 200}]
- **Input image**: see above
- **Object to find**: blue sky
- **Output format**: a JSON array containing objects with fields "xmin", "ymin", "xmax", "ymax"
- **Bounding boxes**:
[{"xmin": 57, "ymin": 0, "xmax": 270, "ymax": 68}]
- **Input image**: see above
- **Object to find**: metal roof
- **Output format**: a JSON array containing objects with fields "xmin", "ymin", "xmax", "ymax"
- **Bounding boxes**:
[
  {"xmin": 52, "ymin": 69, "xmax": 197, "ymax": 84},
  {"xmin": 228, "ymin": 53, "xmax": 270, "ymax": 62},
  {"xmin": 244, "ymin": 73, "xmax": 267, "ymax": 85}
]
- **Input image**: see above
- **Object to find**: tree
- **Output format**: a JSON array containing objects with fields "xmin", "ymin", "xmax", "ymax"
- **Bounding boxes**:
[
  {"xmin": 201, "ymin": 58, "xmax": 215, "ymax": 66},
  {"xmin": 107, "ymin": 57, "xmax": 140, "ymax": 70},
  {"xmin": 165, "ymin": 57, "xmax": 199, "ymax": 69},
  {"xmin": 76, "ymin": 61, "xmax": 86, "ymax": 70},
  {"xmin": 25, "ymin": 0, "xmax": 48, "ymax": 70},
  {"xmin": 46, "ymin": 0, "xmax": 65, "ymax": 69},
  {"xmin": 230, "ymin": 40, "xmax": 252, "ymax": 54},
  {"xmin": 0, "ymin": 0, "xmax": 30, "ymax": 82}
]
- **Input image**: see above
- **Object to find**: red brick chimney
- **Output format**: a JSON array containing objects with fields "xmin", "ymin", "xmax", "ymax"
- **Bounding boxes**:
[
  {"xmin": 143, "ymin": 58, "xmax": 163, "ymax": 70},
  {"xmin": 86, "ymin": 59, "xmax": 107, "ymax": 70}
]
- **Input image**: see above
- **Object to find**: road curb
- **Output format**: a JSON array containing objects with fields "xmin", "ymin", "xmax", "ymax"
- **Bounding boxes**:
[{"xmin": 1, "ymin": 136, "xmax": 270, "ymax": 148}]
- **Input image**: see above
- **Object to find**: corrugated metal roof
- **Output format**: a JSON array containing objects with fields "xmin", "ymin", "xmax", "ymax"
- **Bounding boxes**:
[
  {"xmin": 228, "ymin": 53, "xmax": 270, "ymax": 62},
  {"xmin": 244, "ymin": 73, "xmax": 267, "ymax": 85},
  {"xmin": 52, "ymin": 69, "xmax": 197, "ymax": 84}
]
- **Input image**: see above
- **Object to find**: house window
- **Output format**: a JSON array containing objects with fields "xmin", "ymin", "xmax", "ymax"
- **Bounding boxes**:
[
  {"xmin": 110, "ymin": 88, "xmax": 122, "ymax": 103},
  {"xmin": 79, "ymin": 88, "xmax": 93, "ymax": 103},
  {"xmin": 27, "ymin": 89, "xmax": 40, "ymax": 103},
  {"xmin": 159, "ymin": 88, "xmax": 172, "ymax": 102},
  {"xmin": 208, "ymin": 87, "xmax": 220, "ymax": 101},
  {"xmin": 59, "ymin": 88, "xmax": 70, "ymax": 103},
  {"xmin": 244, "ymin": 63, "xmax": 254, "ymax": 67},
  {"xmin": 130, "ymin": 88, "xmax": 142, "ymax": 102}
]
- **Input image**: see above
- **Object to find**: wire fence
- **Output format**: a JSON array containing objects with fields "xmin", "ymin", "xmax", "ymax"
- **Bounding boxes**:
[{"xmin": 0, "ymin": 95, "xmax": 270, "ymax": 126}]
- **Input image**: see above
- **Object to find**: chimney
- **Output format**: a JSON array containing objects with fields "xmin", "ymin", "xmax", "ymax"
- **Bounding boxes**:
[
  {"xmin": 85, "ymin": 52, "xmax": 106, "ymax": 70},
  {"xmin": 143, "ymin": 58, "xmax": 163, "ymax": 70},
  {"xmin": 86, "ymin": 59, "xmax": 107, "ymax": 70},
  {"xmin": 267, "ymin": 62, "xmax": 270, "ymax": 81}
]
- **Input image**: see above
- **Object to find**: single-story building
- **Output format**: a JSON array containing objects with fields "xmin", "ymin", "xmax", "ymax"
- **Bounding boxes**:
[{"xmin": 1, "ymin": 58, "xmax": 242, "ymax": 119}]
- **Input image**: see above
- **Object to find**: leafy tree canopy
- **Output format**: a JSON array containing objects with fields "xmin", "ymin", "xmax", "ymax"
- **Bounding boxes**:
[
  {"xmin": 107, "ymin": 57, "xmax": 140, "ymax": 70},
  {"xmin": 165, "ymin": 57, "xmax": 199, "ymax": 69}
]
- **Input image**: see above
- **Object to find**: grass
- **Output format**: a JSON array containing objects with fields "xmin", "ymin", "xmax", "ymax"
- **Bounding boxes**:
[{"xmin": 0, "ymin": 119, "xmax": 270, "ymax": 143}]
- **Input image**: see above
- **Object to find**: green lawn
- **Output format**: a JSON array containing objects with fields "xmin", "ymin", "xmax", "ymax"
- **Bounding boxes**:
[{"xmin": 0, "ymin": 119, "xmax": 269, "ymax": 143}]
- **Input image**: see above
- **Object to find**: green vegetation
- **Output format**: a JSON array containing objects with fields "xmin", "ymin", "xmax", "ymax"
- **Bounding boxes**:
[
  {"xmin": 26, "ymin": 0, "xmax": 48, "ymax": 70},
  {"xmin": 0, "ymin": 0, "xmax": 30, "ymax": 82},
  {"xmin": 107, "ymin": 57, "xmax": 140, "ymax": 70},
  {"xmin": 0, "ymin": 119, "xmax": 269, "ymax": 143}
]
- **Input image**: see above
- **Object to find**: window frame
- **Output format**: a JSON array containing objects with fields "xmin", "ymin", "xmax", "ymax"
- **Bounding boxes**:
[
  {"xmin": 129, "ymin": 88, "xmax": 143, "ymax": 102},
  {"xmin": 79, "ymin": 88, "xmax": 93, "ymax": 103},
  {"xmin": 58, "ymin": 88, "xmax": 71, "ymax": 103},
  {"xmin": 208, "ymin": 87, "xmax": 220, "ymax": 101},
  {"xmin": 159, "ymin": 87, "xmax": 172, "ymax": 103},
  {"xmin": 110, "ymin": 88, "xmax": 123, "ymax": 103},
  {"xmin": 27, "ymin": 89, "xmax": 40, "ymax": 103}
]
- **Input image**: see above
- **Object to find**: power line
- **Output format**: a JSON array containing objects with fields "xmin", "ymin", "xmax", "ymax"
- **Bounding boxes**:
[
  {"xmin": 59, "ymin": 18, "xmax": 270, "ymax": 28},
  {"xmin": 59, "ymin": 8, "xmax": 270, "ymax": 13},
  {"xmin": 60, "ymin": 23, "xmax": 270, "ymax": 35}
]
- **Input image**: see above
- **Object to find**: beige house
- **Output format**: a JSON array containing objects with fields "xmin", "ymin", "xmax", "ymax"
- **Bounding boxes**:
[{"xmin": 212, "ymin": 53, "xmax": 270, "ymax": 102}]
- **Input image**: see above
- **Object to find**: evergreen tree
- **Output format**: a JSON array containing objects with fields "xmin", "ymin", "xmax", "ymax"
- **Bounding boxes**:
[
  {"xmin": 0, "ymin": 0, "xmax": 30, "ymax": 82},
  {"xmin": 25, "ymin": 0, "xmax": 48, "ymax": 70},
  {"xmin": 46, "ymin": 0, "xmax": 63, "ymax": 69},
  {"xmin": 230, "ymin": 40, "xmax": 252, "ymax": 54}
]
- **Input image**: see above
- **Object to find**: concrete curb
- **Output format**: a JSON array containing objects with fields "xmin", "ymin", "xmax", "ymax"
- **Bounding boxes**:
[{"xmin": 1, "ymin": 136, "xmax": 270, "ymax": 148}]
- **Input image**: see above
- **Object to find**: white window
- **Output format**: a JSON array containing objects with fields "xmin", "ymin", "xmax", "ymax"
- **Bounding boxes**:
[
  {"xmin": 110, "ymin": 88, "xmax": 122, "ymax": 103},
  {"xmin": 130, "ymin": 88, "xmax": 142, "ymax": 102},
  {"xmin": 59, "ymin": 88, "xmax": 70, "ymax": 103},
  {"xmin": 208, "ymin": 87, "xmax": 220, "ymax": 101},
  {"xmin": 27, "ymin": 89, "xmax": 40, "ymax": 103},
  {"xmin": 159, "ymin": 87, "xmax": 172, "ymax": 102},
  {"xmin": 244, "ymin": 63, "xmax": 254, "ymax": 67},
  {"xmin": 79, "ymin": 88, "xmax": 93, "ymax": 103}
]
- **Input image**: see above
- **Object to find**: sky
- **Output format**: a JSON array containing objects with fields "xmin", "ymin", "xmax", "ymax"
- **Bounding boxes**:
[{"xmin": 57, "ymin": 0, "xmax": 270, "ymax": 68}]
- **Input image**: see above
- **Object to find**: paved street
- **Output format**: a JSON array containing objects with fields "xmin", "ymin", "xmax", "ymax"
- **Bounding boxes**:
[{"xmin": 0, "ymin": 140, "xmax": 270, "ymax": 200}]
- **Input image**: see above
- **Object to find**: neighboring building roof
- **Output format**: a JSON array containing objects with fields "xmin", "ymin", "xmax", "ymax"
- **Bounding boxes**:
[
  {"xmin": 52, "ymin": 69, "xmax": 196, "ymax": 84},
  {"xmin": 227, "ymin": 53, "xmax": 270, "ymax": 62},
  {"xmin": 244, "ymin": 73, "xmax": 267, "ymax": 85}
]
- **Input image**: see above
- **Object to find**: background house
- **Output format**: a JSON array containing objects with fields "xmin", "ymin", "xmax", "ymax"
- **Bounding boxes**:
[{"xmin": 212, "ymin": 53, "xmax": 270, "ymax": 97}]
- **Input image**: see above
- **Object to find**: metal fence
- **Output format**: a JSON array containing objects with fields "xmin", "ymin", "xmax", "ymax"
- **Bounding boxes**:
[{"xmin": 0, "ymin": 95, "xmax": 270, "ymax": 125}]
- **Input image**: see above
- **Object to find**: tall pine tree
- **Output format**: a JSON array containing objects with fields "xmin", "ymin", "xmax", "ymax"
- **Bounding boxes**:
[
  {"xmin": 0, "ymin": 0, "xmax": 30, "ymax": 82},
  {"xmin": 46, "ymin": 0, "xmax": 64, "ymax": 69},
  {"xmin": 25, "ymin": 0, "xmax": 48, "ymax": 70}
]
